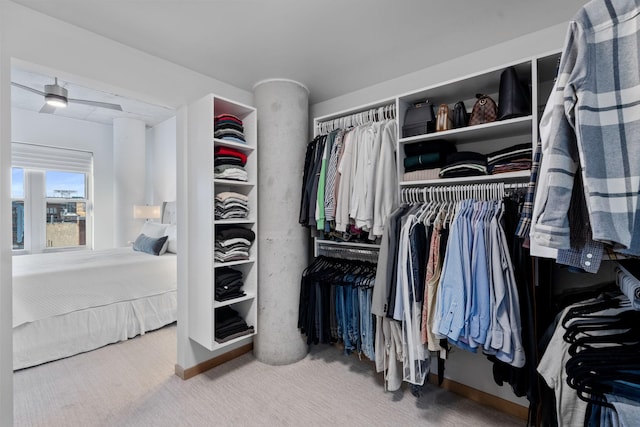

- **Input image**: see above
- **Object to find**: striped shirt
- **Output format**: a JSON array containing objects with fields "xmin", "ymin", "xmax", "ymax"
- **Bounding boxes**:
[
  {"xmin": 532, "ymin": 0, "xmax": 640, "ymax": 256},
  {"xmin": 324, "ymin": 129, "xmax": 344, "ymax": 222}
]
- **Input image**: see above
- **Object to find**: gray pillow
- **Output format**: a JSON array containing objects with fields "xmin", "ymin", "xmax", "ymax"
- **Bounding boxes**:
[{"xmin": 133, "ymin": 233, "xmax": 169, "ymax": 256}]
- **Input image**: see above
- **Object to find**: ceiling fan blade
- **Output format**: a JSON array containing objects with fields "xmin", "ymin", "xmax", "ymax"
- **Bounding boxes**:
[
  {"xmin": 11, "ymin": 82, "xmax": 46, "ymax": 96},
  {"xmin": 68, "ymin": 98, "xmax": 123, "ymax": 111},
  {"xmin": 39, "ymin": 103, "xmax": 57, "ymax": 114}
]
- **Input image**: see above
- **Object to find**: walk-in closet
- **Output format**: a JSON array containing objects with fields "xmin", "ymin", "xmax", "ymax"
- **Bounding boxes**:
[{"xmin": 3, "ymin": 1, "xmax": 639, "ymax": 426}]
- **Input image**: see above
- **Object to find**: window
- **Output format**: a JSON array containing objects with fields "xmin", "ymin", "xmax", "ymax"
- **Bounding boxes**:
[{"xmin": 12, "ymin": 143, "xmax": 93, "ymax": 253}]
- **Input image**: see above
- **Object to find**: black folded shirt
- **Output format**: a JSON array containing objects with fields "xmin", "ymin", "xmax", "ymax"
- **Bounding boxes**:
[
  {"xmin": 439, "ymin": 151, "xmax": 488, "ymax": 178},
  {"xmin": 403, "ymin": 139, "xmax": 456, "ymax": 157},
  {"xmin": 215, "ymin": 226, "xmax": 256, "ymax": 242}
]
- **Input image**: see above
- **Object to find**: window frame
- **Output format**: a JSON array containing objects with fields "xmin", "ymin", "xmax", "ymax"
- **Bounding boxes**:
[
  {"xmin": 11, "ymin": 143, "xmax": 94, "ymax": 254},
  {"xmin": 11, "ymin": 167, "xmax": 27, "ymax": 254}
]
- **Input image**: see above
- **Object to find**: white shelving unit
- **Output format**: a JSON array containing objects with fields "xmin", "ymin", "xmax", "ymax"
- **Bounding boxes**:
[
  {"xmin": 187, "ymin": 94, "xmax": 258, "ymax": 352},
  {"xmin": 397, "ymin": 58, "xmax": 535, "ymax": 189}
]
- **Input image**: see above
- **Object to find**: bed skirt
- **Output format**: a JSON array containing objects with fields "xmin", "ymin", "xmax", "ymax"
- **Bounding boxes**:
[{"xmin": 14, "ymin": 290, "xmax": 177, "ymax": 370}]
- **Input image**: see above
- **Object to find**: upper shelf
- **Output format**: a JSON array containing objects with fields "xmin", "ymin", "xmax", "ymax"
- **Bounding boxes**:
[
  {"xmin": 399, "ymin": 116, "xmax": 532, "ymax": 146},
  {"xmin": 213, "ymin": 179, "xmax": 255, "ymax": 187},
  {"xmin": 397, "ymin": 60, "xmax": 532, "ymax": 107},
  {"xmin": 213, "ymin": 96, "xmax": 255, "ymax": 121},
  {"xmin": 213, "ymin": 138, "xmax": 255, "ymax": 153}
]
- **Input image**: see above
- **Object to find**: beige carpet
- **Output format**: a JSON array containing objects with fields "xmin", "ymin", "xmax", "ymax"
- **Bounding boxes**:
[{"xmin": 14, "ymin": 324, "xmax": 523, "ymax": 426}]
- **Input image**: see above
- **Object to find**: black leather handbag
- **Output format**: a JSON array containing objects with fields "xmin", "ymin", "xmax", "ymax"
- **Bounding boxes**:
[
  {"xmin": 497, "ymin": 66, "xmax": 531, "ymax": 120},
  {"xmin": 452, "ymin": 101, "xmax": 469, "ymax": 128},
  {"xmin": 402, "ymin": 100, "xmax": 436, "ymax": 138}
]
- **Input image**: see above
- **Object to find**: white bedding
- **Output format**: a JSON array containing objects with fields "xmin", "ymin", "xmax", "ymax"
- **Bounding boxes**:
[
  {"xmin": 13, "ymin": 247, "xmax": 177, "ymax": 369},
  {"xmin": 13, "ymin": 247, "xmax": 176, "ymax": 327}
]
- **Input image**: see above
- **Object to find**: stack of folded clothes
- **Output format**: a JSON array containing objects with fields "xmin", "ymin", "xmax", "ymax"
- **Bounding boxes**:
[
  {"xmin": 215, "ymin": 306, "xmax": 254, "ymax": 343},
  {"xmin": 214, "ymin": 114, "xmax": 246, "ymax": 144},
  {"xmin": 402, "ymin": 139, "xmax": 456, "ymax": 181},
  {"xmin": 215, "ymin": 191, "xmax": 249, "ymax": 220},
  {"xmin": 439, "ymin": 151, "xmax": 488, "ymax": 178},
  {"xmin": 214, "ymin": 146, "xmax": 248, "ymax": 182},
  {"xmin": 487, "ymin": 143, "xmax": 532, "ymax": 174},
  {"xmin": 215, "ymin": 266, "xmax": 246, "ymax": 302},
  {"xmin": 215, "ymin": 226, "xmax": 255, "ymax": 263}
]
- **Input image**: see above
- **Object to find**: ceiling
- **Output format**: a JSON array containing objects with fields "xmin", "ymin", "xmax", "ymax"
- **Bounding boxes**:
[
  {"xmin": 11, "ymin": 68, "xmax": 176, "ymax": 127},
  {"xmin": 10, "ymin": 0, "xmax": 589, "ymax": 124}
]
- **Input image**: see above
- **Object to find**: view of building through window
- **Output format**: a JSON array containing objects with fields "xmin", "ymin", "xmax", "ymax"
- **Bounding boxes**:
[
  {"xmin": 12, "ymin": 201, "xmax": 24, "ymax": 250},
  {"xmin": 12, "ymin": 167, "xmax": 88, "ymax": 250},
  {"xmin": 11, "ymin": 168, "xmax": 24, "ymax": 250},
  {"xmin": 45, "ymin": 171, "xmax": 87, "ymax": 248},
  {"xmin": 45, "ymin": 201, "xmax": 87, "ymax": 248}
]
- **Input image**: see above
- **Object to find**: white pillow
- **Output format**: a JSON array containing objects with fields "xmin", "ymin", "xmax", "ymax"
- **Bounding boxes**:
[
  {"xmin": 140, "ymin": 222, "xmax": 168, "ymax": 238},
  {"xmin": 165, "ymin": 224, "xmax": 177, "ymax": 254}
]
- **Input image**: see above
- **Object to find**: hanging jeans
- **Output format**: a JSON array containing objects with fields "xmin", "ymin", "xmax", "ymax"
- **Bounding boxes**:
[
  {"xmin": 359, "ymin": 286, "xmax": 375, "ymax": 360},
  {"xmin": 348, "ymin": 286, "xmax": 361, "ymax": 354},
  {"xmin": 335, "ymin": 285, "xmax": 352, "ymax": 353}
]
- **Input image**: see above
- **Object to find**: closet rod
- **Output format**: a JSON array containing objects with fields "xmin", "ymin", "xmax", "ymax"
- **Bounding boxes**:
[
  {"xmin": 316, "ymin": 104, "xmax": 396, "ymax": 134},
  {"xmin": 401, "ymin": 181, "xmax": 528, "ymax": 204},
  {"xmin": 316, "ymin": 245, "xmax": 380, "ymax": 262}
]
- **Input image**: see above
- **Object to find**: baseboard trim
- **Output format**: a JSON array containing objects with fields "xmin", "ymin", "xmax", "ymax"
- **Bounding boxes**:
[
  {"xmin": 175, "ymin": 343, "xmax": 253, "ymax": 380},
  {"xmin": 428, "ymin": 373, "xmax": 528, "ymax": 420}
]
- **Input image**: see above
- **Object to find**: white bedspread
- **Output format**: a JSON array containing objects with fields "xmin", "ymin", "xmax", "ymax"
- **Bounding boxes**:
[{"xmin": 13, "ymin": 247, "xmax": 177, "ymax": 327}]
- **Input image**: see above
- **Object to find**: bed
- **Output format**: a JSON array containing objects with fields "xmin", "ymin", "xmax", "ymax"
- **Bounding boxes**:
[{"xmin": 12, "ymin": 203, "xmax": 178, "ymax": 370}]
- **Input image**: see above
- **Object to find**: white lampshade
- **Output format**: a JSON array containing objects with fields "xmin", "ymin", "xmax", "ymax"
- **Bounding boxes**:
[{"xmin": 133, "ymin": 205, "xmax": 161, "ymax": 220}]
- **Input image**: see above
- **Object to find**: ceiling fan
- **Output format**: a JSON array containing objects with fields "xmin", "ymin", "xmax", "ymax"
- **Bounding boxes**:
[{"xmin": 11, "ymin": 77, "xmax": 123, "ymax": 113}]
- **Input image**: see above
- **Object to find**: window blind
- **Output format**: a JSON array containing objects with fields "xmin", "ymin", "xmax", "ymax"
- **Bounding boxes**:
[{"xmin": 12, "ymin": 142, "xmax": 93, "ymax": 174}]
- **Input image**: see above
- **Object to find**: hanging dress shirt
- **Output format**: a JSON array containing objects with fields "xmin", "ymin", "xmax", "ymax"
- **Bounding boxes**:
[
  {"xmin": 373, "ymin": 120, "xmax": 399, "ymax": 238},
  {"xmin": 350, "ymin": 122, "xmax": 381, "ymax": 231},
  {"xmin": 335, "ymin": 129, "xmax": 356, "ymax": 232}
]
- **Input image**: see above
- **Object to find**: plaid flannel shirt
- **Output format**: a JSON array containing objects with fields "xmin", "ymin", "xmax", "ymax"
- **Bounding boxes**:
[
  {"xmin": 532, "ymin": 0, "xmax": 640, "ymax": 256},
  {"xmin": 515, "ymin": 140, "xmax": 542, "ymax": 239}
]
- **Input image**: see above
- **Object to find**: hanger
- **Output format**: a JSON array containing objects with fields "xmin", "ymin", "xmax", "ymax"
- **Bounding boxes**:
[{"xmin": 562, "ymin": 295, "xmax": 627, "ymax": 329}]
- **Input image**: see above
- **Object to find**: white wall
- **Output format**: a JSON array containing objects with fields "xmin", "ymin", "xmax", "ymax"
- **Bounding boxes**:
[
  {"xmin": 0, "ymin": 3, "xmax": 254, "ymax": 425},
  {"xmin": 308, "ymin": 23, "xmax": 571, "ymax": 408},
  {"xmin": 0, "ymin": 7, "xmax": 13, "ymax": 425},
  {"xmin": 11, "ymin": 108, "xmax": 115, "ymax": 249},
  {"xmin": 147, "ymin": 116, "xmax": 177, "ymax": 205},
  {"xmin": 113, "ymin": 118, "xmax": 147, "ymax": 247}
]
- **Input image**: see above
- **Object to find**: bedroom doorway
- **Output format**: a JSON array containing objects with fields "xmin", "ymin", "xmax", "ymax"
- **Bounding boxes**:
[{"xmin": 10, "ymin": 62, "xmax": 178, "ymax": 371}]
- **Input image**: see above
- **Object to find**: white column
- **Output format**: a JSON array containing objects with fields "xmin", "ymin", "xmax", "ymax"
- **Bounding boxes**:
[
  {"xmin": 253, "ymin": 79, "xmax": 309, "ymax": 365},
  {"xmin": 113, "ymin": 118, "xmax": 146, "ymax": 247}
]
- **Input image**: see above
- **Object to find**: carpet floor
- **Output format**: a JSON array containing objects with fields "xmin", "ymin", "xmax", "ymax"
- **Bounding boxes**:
[{"xmin": 14, "ymin": 324, "xmax": 523, "ymax": 426}]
